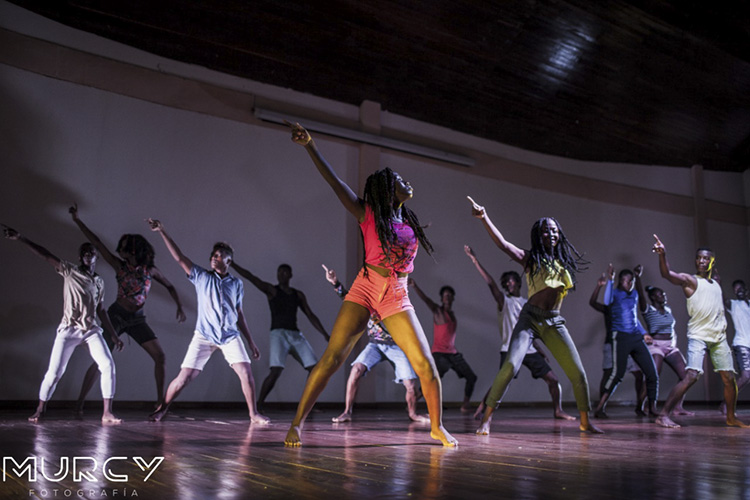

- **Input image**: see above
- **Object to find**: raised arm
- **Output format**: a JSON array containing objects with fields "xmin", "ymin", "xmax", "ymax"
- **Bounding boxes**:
[
  {"xmin": 150, "ymin": 265, "xmax": 187, "ymax": 323},
  {"xmin": 297, "ymin": 290, "xmax": 330, "ymax": 341},
  {"xmin": 229, "ymin": 261, "xmax": 275, "ymax": 296},
  {"xmin": 2, "ymin": 224, "xmax": 61, "ymax": 270},
  {"xmin": 69, "ymin": 204, "xmax": 122, "ymax": 269},
  {"xmin": 634, "ymin": 264, "xmax": 648, "ymax": 313},
  {"xmin": 467, "ymin": 196, "xmax": 527, "ymax": 267},
  {"xmin": 408, "ymin": 278, "xmax": 439, "ymax": 312},
  {"xmin": 288, "ymin": 122, "xmax": 365, "ymax": 220},
  {"xmin": 464, "ymin": 245, "xmax": 505, "ymax": 309},
  {"xmin": 147, "ymin": 219, "xmax": 193, "ymax": 275},
  {"xmin": 652, "ymin": 234, "xmax": 697, "ymax": 294},
  {"xmin": 236, "ymin": 304, "xmax": 261, "ymax": 360},
  {"xmin": 589, "ymin": 271, "xmax": 608, "ymax": 313}
]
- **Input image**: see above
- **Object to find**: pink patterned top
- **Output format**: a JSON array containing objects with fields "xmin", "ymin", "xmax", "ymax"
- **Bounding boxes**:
[{"xmin": 360, "ymin": 205, "xmax": 418, "ymax": 274}]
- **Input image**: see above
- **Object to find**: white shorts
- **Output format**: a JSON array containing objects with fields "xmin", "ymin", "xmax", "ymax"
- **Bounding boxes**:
[{"xmin": 181, "ymin": 331, "xmax": 251, "ymax": 370}]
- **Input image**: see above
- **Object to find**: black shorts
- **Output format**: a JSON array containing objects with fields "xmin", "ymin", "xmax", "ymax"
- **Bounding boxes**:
[
  {"xmin": 107, "ymin": 302, "xmax": 157, "ymax": 347},
  {"xmin": 500, "ymin": 350, "xmax": 552, "ymax": 379},
  {"xmin": 433, "ymin": 352, "xmax": 476, "ymax": 380}
]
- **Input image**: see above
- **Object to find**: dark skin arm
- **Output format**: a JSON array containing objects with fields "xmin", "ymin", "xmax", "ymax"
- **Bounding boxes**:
[
  {"xmin": 652, "ymin": 234, "xmax": 698, "ymax": 297},
  {"xmin": 2, "ymin": 224, "xmax": 62, "ymax": 270},
  {"xmin": 408, "ymin": 278, "xmax": 439, "ymax": 313},
  {"xmin": 147, "ymin": 219, "xmax": 193, "ymax": 276},
  {"xmin": 464, "ymin": 244, "xmax": 505, "ymax": 310},
  {"xmin": 69, "ymin": 204, "xmax": 123, "ymax": 270},
  {"xmin": 150, "ymin": 265, "xmax": 187, "ymax": 323},
  {"xmin": 230, "ymin": 261, "xmax": 276, "ymax": 297},
  {"xmin": 98, "ymin": 301, "xmax": 124, "ymax": 351},
  {"xmin": 589, "ymin": 272, "xmax": 608, "ymax": 314},
  {"xmin": 237, "ymin": 305, "xmax": 261, "ymax": 359},
  {"xmin": 297, "ymin": 290, "xmax": 330, "ymax": 341},
  {"xmin": 467, "ymin": 197, "xmax": 528, "ymax": 266},
  {"xmin": 634, "ymin": 264, "xmax": 647, "ymax": 313}
]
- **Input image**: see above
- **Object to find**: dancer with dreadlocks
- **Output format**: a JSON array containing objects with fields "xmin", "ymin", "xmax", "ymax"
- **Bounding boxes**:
[
  {"xmin": 467, "ymin": 196, "xmax": 602, "ymax": 435},
  {"xmin": 69, "ymin": 204, "xmax": 186, "ymax": 413},
  {"xmin": 283, "ymin": 122, "xmax": 457, "ymax": 447}
]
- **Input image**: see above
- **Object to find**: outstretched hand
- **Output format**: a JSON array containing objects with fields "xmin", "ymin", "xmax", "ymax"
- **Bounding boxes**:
[
  {"xmin": 146, "ymin": 218, "xmax": 163, "ymax": 232},
  {"xmin": 322, "ymin": 264, "xmax": 337, "ymax": 285},
  {"xmin": 652, "ymin": 234, "xmax": 665, "ymax": 255},
  {"xmin": 597, "ymin": 273, "xmax": 608, "ymax": 286},
  {"xmin": 2, "ymin": 224, "xmax": 19, "ymax": 240},
  {"xmin": 463, "ymin": 244, "xmax": 476, "ymax": 260},
  {"xmin": 69, "ymin": 203, "xmax": 79, "ymax": 221},
  {"xmin": 634, "ymin": 264, "xmax": 643, "ymax": 276},
  {"xmin": 285, "ymin": 120, "xmax": 312, "ymax": 146},
  {"xmin": 467, "ymin": 196, "xmax": 486, "ymax": 219}
]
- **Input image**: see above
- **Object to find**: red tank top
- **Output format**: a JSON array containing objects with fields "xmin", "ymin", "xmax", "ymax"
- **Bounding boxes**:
[
  {"xmin": 432, "ymin": 313, "xmax": 457, "ymax": 354},
  {"xmin": 360, "ymin": 205, "xmax": 418, "ymax": 274}
]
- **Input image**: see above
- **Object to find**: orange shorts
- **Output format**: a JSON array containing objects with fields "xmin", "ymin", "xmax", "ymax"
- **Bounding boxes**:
[{"xmin": 344, "ymin": 268, "xmax": 413, "ymax": 321}]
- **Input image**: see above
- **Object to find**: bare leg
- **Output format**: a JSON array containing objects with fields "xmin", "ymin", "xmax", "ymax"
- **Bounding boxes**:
[
  {"xmin": 101, "ymin": 398, "xmax": 122, "ymax": 423},
  {"xmin": 384, "ymin": 310, "xmax": 457, "ymax": 447},
  {"xmin": 150, "ymin": 368, "xmax": 201, "ymax": 422},
  {"xmin": 232, "ymin": 362, "xmax": 269, "ymax": 424},
  {"xmin": 656, "ymin": 369, "xmax": 699, "ymax": 428},
  {"xmin": 285, "ymin": 302, "xmax": 370, "ymax": 446},
  {"xmin": 141, "ymin": 339, "xmax": 167, "ymax": 409},
  {"xmin": 332, "ymin": 363, "xmax": 367, "ymax": 422},
  {"xmin": 542, "ymin": 371, "xmax": 575, "ymax": 420},
  {"xmin": 75, "ymin": 362, "xmax": 100, "ymax": 415},
  {"xmin": 28, "ymin": 400, "xmax": 47, "ymax": 422},
  {"xmin": 403, "ymin": 378, "xmax": 429, "ymax": 423},
  {"xmin": 258, "ymin": 367, "xmax": 283, "ymax": 412},
  {"xmin": 593, "ymin": 392, "xmax": 610, "ymax": 418},
  {"xmin": 720, "ymin": 370, "xmax": 748, "ymax": 427}
]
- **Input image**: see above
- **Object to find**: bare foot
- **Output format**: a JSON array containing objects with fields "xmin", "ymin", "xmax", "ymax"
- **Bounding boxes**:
[
  {"xmin": 28, "ymin": 411, "xmax": 43, "ymax": 423},
  {"xmin": 431, "ymin": 426, "xmax": 458, "ymax": 446},
  {"xmin": 149, "ymin": 406, "xmax": 168, "ymax": 422},
  {"xmin": 655, "ymin": 415, "xmax": 681, "ymax": 428},
  {"xmin": 460, "ymin": 403, "xmax": 473, "ymax": 413},
  {"xmin": 580, "ymin": 421, "xmax": 604, "ymax": 434},
  {"xmin": 554, "ymin": 410, "xmax": 576, "ymax": 421},
  {"xmin": 475, "ymin": 421, "xmax": 491, "ymax": 435},
  {"xmin": 251, "ymin": 413, "xmax": 270, "ymax": 425},
  {"xmin": 332, "ymin": 412, "xmax": 352, "ymax": 423},
  {"xmin": 473, "ymin": 402, "xmax": 486, "ymax": 421},
  {"xmin": 726, "ymin": 417, "xmax": 750, "ymax": 428},
  {"xmin": 673, "ymin": 407, "xmax": 695, "ymax": 416},
  {"xmin": 409, "ymin": 413, "xmax": 430, "ymax": 424},
  {"xmin": 284, "ymin": 425, "xmax": 302, "ymax": 447},
  {"xmin": 102, "ymin": 413, "xmax": 123, "ymax": 424}
]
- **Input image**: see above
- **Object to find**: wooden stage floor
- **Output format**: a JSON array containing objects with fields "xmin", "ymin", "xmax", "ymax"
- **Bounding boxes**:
[{"xmin": 1, "ymin": 403, "xmax": 748, "ymax": 500}]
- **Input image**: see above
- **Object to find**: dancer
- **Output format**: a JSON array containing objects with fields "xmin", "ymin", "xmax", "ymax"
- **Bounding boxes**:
[
  {"xmin": 467, "ymin": 196, "xmax": 602, "ymax": 435},
  {"xmin": 147, "ymin": 219, "xmax": 268, "ymax": 424},
  {"xmin": 464, "ymin": 245, "xmax": 575, "ymax": 421},
  {"xmin": 593, "ymin": 265, "xmax": 659, "ymax": 418},
  {"xmin": 2, "ymin": 224, "xmax": 122, "ymax": 423},
  {"xmin": 229, "ymin": 261, "xmax": 329, "ymax": 411},
  {"xmin": 651, "ymin": 235, "xmax": 746, "ymax": 428},
  {"xmin": 324, "ymin": 265, "xmax": 429, "ymax": 423},
  {"xmin": 69, "ymin": 204, "xmax": 185, "ymax": 413},
  {"xmin": 724, "ymin": 280, "xmax": 750, "ymax": 411},
  {"xmin": 409, "ymin": 278, "xmax": 477, "ymax": 412},
  {"xmin": 283, "ymin": 122, "xmax": 456, "ymax": 447},
  {"xmin": 641, "ymin": 285, "xmax": 693, "ymax": 415},
  {"xmin": 589, "ymin": 267, "xmax": 646, "ymax": 416}
]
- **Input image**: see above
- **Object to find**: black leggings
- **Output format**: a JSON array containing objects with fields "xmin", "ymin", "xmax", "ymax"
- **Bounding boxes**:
[{"xmin": 602, "ymin": 332, "xmax": 658, "ymax": 401}]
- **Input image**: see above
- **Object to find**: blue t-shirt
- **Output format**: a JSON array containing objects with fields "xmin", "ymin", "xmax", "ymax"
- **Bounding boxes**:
[
  {"xmin": 188, "ymin": 265, "xmax": 244, "ymax": 345},
  {"xmin": 604, "ymin": 281, "xmax": 644, "ymax": 335}
]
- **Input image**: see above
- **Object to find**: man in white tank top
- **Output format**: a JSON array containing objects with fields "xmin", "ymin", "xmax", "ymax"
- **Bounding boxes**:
[{"xmin": 651, "ymin": 235, "xmax": 747, "ymax": 428}]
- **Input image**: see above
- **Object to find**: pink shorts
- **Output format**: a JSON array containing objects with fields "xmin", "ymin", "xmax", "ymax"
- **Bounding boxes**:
[
  {"xmin": 344, "ymin": 268, "xmax": 413, "ymax": 320},
  {"xmin": 647, "ymin": 338, "xmax": 682, "ymax": 359}
]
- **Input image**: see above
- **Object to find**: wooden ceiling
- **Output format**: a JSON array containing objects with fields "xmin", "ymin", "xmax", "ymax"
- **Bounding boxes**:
[{"xmin": 9, "ymin": 0, "xmax": 750, "ymax": 171}]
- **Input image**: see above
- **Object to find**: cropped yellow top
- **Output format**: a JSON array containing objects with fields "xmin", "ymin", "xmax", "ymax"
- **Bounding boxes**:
[{"xmin": 526, "ymin": 261, "xmax": 573, "ymax": 299}]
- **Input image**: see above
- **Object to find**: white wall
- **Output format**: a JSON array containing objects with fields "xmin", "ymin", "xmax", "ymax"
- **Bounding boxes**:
[{"xmin": 1, "ymin": 1, "xmax": 748, "ymax": 408}]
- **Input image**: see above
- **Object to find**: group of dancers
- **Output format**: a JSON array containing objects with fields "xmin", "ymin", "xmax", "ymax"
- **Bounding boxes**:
[{"xmin": 4, "ymin": 122, "xmax": 749, "ymax": 447}]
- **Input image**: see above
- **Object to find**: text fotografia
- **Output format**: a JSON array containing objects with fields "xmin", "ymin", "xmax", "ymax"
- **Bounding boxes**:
[
  {"xmin": 3, "ymin": 456, "xmax": 164, "ymax": 482},
  {"xmin": 29, "ymin": 487, "xmax": 139, "ymax": 497}
]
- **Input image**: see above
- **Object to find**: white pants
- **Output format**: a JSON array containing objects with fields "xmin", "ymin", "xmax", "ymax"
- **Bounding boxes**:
[{"xmin": 39, "ymin": 324, "xmax": 116, "ymax": 401}]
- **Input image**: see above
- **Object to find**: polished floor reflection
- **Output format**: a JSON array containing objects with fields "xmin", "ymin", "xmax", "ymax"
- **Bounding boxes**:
[{"xmin": 1, "ymin": 404, "xmax": 748, "ymax": 500}]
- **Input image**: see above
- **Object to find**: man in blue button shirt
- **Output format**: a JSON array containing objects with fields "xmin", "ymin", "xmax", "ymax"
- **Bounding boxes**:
[{"xmin": 147, "ymin": 218, "xmax": 268, "ymax": 424}]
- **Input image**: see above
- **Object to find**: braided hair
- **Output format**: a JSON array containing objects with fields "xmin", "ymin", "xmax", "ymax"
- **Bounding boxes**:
[
  {"xmin": 362, "ymin": 168, "xmax": 433, "ymax": 272},
  {"xmin": 116, "ymin": 234, "xmax": 156, "ymax": 268},
  {"xmin": 526, "ymin": 217, "xmax": 586, "ymax": 286}
]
